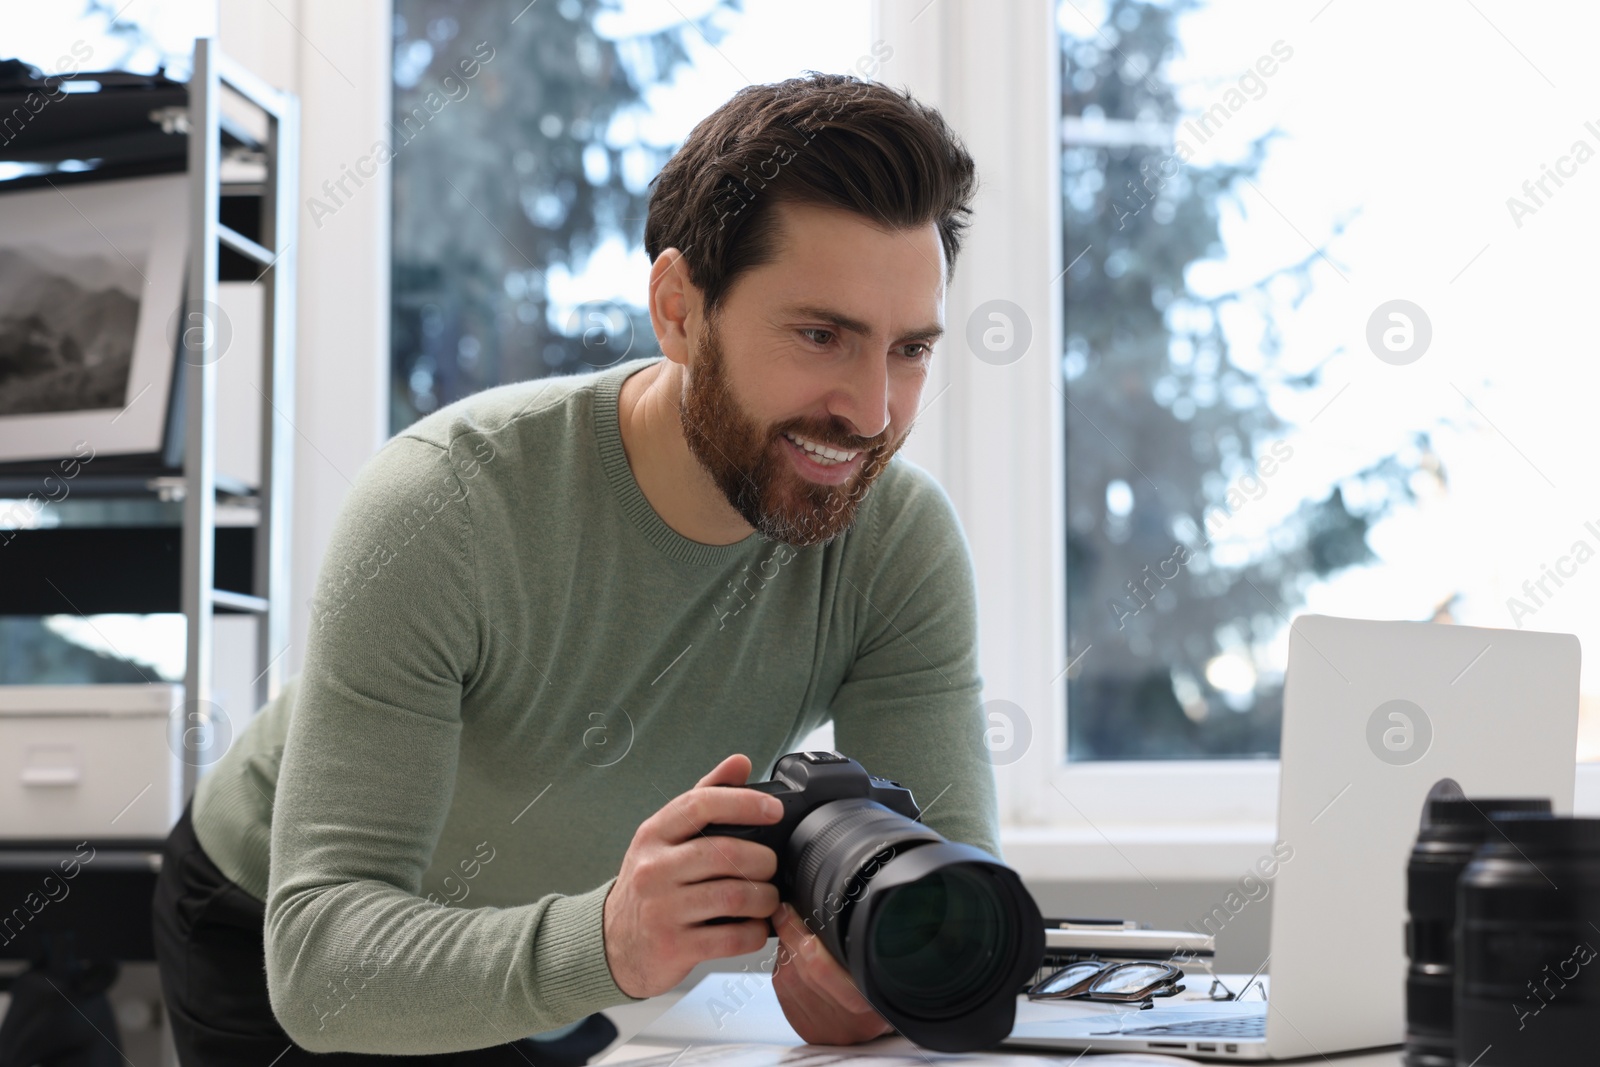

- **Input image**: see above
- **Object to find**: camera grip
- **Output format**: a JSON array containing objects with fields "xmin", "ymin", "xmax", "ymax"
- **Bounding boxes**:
[
  {"xmin": 701, "ymin": 779, "xmax": 789, "ymax": 851},
  {"xmin": 700, "ymin": 818, "xmax": 781, "ymax": 929}
]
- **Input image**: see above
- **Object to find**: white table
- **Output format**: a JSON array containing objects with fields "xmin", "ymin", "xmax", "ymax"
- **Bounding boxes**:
[{"xmin": 597, "ymin": 972, "xmax": 1405, "ymax": 1065}]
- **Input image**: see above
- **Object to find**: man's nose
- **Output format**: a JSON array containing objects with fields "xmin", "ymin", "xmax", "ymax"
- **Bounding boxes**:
[{"xmin": 832, "ymin": 353, "xmax": 890, "ymax": 441}]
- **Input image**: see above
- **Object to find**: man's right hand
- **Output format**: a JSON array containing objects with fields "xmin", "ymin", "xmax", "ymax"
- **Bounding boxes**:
[{"xmin": 603, "ymin": 753, "xmax": 783, "ymax": 998}]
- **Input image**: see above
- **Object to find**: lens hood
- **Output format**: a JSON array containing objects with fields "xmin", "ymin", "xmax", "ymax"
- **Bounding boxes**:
[{"xmin": 846, "ymin": 840, "xmax": 1042, "ymax": 1052}]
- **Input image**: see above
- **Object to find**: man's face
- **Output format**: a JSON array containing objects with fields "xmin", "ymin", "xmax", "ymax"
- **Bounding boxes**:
[{"xmin": 679, "ymin": 200, "xmax": 946, "ymax": 547}]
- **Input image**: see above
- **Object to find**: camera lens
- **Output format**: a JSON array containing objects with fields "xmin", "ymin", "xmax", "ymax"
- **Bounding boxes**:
[
  {"xmin": 784, "ymin": 797, "xmax": 1042, "ymax": 1052},
  {"xmin": 1457, "ymin": 814, "xmax": 1600, "ymax": 1066},
  {"xmin": 1403, "ymin": 797, "xmax": 1549, "ymax": 1067},
  {"xmin": 869, "ymin": 864, "xmax": 1016, "ymax": 1015}
]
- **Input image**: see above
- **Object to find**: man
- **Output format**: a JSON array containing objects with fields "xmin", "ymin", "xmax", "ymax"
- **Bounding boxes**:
[{"xmin": 151, "ymin": 72, "xmax": 1000, "ymax": 1062}]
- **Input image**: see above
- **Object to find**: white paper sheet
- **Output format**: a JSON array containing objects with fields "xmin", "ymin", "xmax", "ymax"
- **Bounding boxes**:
[{"xmin": 614, "ymin": 1041, "xmax": 1200, "ymax": 1067}]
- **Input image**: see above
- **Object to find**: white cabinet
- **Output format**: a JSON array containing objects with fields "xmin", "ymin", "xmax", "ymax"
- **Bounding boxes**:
[{"xmin": 0, "ymin": 684, "xmax": 182, "ymax": 838}]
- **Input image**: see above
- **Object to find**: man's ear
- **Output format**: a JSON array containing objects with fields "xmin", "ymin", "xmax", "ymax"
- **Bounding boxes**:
[{"xmin": 648, "ymin": 249, "xmax": 703, "ymax": 368}]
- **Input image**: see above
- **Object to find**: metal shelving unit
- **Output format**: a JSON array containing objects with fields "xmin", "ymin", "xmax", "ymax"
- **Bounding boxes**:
[
  {"xmin": 179, "ymin": 38, "xmax": 299, "ymax": 802},
  {"xmin": 0, "ymin": 39, "xmax": 299, "ymax": 1061}
]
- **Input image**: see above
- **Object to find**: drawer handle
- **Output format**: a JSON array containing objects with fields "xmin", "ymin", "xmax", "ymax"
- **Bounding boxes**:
[{"xmin": 21, "ymin": 767, "xmax": 81, "ymax": 787}]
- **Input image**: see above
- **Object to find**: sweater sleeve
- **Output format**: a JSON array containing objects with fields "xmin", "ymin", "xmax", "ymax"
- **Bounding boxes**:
[
  {"xmin": 827, "ymin": 461, "xmax": 1003, "ymax": 862},
  {"xmin": 264, "ymin": 434, "xmax": 639, "ymax": 1054}
]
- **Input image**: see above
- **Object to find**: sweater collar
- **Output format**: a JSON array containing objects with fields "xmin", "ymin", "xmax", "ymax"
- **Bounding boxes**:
[{"xmin": 592, "ymin": 358, "xmax": 765, "ymax": 567}]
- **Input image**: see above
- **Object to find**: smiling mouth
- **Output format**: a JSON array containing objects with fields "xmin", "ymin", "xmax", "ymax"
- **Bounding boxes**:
[{"xmin": 781, "ymin": 431, "xmax": 862, "ymax": 467}]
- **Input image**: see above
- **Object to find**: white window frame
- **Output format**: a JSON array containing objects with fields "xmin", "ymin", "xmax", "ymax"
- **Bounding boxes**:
[
  {"xmin": 874, "ymin": 0, "xmax": 1600, "ymax": 881},
  {"xmin": 218, "ymin": 0, "xmax": 394, "ymax": 684}
]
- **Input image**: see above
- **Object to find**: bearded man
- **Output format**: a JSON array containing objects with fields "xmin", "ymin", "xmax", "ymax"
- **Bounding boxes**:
[{"xmin": 151, "ymin": 72, "xmax": 1000, "ymax": 1063}]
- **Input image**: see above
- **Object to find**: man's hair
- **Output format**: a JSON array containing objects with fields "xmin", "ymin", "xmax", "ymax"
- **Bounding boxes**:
[{"xmin": 644, "ymin": 73, "xmax": 978, "ymax": 312}]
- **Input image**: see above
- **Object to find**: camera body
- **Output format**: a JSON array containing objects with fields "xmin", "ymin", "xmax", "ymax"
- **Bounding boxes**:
[
  {"xmin": 704, "ymin": 750, "xmax": 1043, "ymax": 1053},
  {"xmin": 706, "ymin": 751, "xmax": 921, "ymax": 896}
]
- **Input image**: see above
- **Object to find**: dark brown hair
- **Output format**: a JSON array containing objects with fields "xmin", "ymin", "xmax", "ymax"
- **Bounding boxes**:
[{"xmin": 644, "ymin": 73, "xmax": 978, "ymax": 312}]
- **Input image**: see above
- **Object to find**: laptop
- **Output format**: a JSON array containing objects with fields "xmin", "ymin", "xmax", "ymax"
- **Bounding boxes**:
[{"xmin": 1002, "ymin": 614, "xmax": 1580, "ymax": 1060}]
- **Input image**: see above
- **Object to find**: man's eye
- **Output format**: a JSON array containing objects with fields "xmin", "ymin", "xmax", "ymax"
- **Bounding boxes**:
[
  {"xmin": 800, "ymin": 329, "xmax": 835, "ymax": 346},
  {"xmin": 903, "ymin": 343, "xmax": 931, "ymax": 360}
]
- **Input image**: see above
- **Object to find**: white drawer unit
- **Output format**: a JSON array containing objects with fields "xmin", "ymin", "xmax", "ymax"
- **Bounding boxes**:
[{"xmin": 0, "ymin": 684, "xmax": 184, "ymax": 839}]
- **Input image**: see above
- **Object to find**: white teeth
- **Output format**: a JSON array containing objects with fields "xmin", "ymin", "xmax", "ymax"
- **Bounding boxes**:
[{"xmin": 784, "ymin": 432, "xmax": 859, "ymax": 465}]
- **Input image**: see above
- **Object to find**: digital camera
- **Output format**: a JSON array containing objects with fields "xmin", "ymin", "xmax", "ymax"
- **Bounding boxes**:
[{"xmin": 704, "ymin": 751, "xmax": 1043, "ymax": 1052}]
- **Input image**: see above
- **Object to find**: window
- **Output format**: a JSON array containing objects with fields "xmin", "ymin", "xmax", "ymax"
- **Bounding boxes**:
[
  {"xmin": 1060, "ymin": 0, "xmax": 1600, "ymax": 763},
  {"xmin": 388, "ymin": 0, "xmax": 872, "ymax": 433},
  {"xmin": 0, "ymin": 0, "xmax": 201, "ymax": 86}
]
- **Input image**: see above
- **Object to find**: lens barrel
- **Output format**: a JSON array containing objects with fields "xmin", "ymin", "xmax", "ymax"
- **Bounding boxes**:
[
  {"xmin": 1403, "ymin": 798, "xmax": 1550, "ymax": 1067},
  {"xmin": 1457, "ymin": 814, "xmax": 1600, "ymax": 1065}
]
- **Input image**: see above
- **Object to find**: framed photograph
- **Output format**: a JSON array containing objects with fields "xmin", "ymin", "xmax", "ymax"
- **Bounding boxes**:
[{"xmin": 0, "ymin": 173, "xmax": 187, "ymax": 462}]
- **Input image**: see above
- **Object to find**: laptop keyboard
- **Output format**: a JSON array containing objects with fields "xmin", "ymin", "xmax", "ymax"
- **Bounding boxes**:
[{"xmin": 1109, "ymin": 1015, "xmax": 1268, "ymax": 1038}]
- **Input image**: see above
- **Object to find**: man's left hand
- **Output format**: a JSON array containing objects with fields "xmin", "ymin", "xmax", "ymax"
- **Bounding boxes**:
[{"xmin": 770, "ymin": 902, "xmax": 893, "ymax": 1045}]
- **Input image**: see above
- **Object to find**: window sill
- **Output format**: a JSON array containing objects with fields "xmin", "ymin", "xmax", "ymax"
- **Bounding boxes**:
[
  {"xmin": 999, "ymin": 822, "xmax": 1278, "ymax": 883},
  {"xmin": 1002, "ymin": 764, "xmax": 1600, "ymax": 882}
]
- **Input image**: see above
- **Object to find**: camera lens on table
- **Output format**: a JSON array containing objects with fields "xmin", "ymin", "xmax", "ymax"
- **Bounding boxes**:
[
  {"xmin": 1456, "ymin": 813, "xmax": 1600, "ymax": 1066},
  {"xmin": 1403, "ymin": 797, "xmax": 1550, "ymax": 1067}
]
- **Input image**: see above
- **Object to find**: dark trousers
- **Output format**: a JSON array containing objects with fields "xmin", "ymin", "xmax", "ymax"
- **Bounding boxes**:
[{"xmin": 151, "ymin": 801, "xmax": 615, "ymax": 1065}]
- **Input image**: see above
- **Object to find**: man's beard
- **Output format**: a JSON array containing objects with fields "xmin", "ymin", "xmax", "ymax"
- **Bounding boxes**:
[{"xmin": 679, "ymin": 317, "xmax": 909, "ymax": 548}]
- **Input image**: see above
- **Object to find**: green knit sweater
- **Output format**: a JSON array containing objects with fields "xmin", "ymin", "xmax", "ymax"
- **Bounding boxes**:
[{"xmin": 190, "ymin": 357, "xmax": 1000, "ymax": 1054}]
